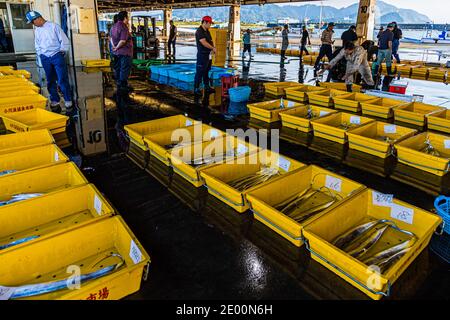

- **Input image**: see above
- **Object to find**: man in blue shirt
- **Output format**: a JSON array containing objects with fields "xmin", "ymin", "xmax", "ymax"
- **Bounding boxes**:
[
  {"xmin": 26, "ymin": 11, "xmax": 72, "ymax": 114},
  {"xmin": 375, "ymin": 23, "xmax": 395, "ymax": 76},
  {"xmin": 194, "ymin": 16, "xmax": 216, "ymax": 97},
  {"xmin": 242, "ymin": 29, "xmax": 252, "ymax": 59}
]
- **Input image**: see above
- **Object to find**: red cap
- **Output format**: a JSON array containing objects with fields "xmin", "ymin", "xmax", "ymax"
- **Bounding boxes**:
[{"xmin": 202, "ymin": 16, "xmax": 213, "ymax": 24}]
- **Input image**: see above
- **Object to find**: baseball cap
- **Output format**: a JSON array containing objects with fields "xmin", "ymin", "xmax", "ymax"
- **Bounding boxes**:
[
  {"xmin": 387, "ymin": 23, "xmax": 395, "ymax": 28},
  {"xmin": 25, "ymin": 11, "xmax": 42, "ymax": 24},
  {"xmin": 202, "ymin": 16, "xmax": 213, "ymax": 24},
  {"xmin": 328, "ymin": 22, "xmax": 335, "ymax": 27}
]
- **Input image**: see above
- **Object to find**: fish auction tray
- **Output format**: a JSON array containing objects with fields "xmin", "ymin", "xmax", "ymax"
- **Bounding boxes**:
[
  {"xmin": 124, "ymin": 115, "xmax": 196, "ymax": 151},
  {"xmin": 280, "ymin": 105, "xmax": 337, "ymax": 132},
  {"xmin": 0, "ymin": 184, "xmax": 114, "ymax": 254},
  {"xmin": 318, "ymin": 82, "xmax": 361, "ymax": 93},
  {"xmin": 347, "ymin": 122, "xmax": 417, "ymax": 158},
  {"xmin": 143, "ymin": 124, "xmax": 225, "ymax": 166},
  {"xmin": 247, "ymin": 99, "xmax": 305, "ymax": 123},
  {"xmin": 307, "ymin": 89, "xmax": 346, "ymax": 108},
  {"xmin": 170, "ymin": 136, "xmax": 260, "ymax": 187},
  {"xmin": 0, "ymin": 144, "xmax": 68, "ymax": 176},
  {"xmin": 1, "ymin": 108, "xmax": 68, "ymax": 134},
  {"xmin": 0, "ymin": 216, "xmax": 150, "ymax": 300},
  {"xmin": 0, "ymin": 95, "xmax": 48, "ymax": 116},
  {"xmin": 333, "ymin": 93, "xmax": 379, "ymax": 113},
  {"xmin": 246, "ymin": 165, "xmax": 365, "ymax": 247},
  {"xmin": 427, "ymin": 109, "xmax": 450, "ymax": 135},
  {"xmin": 0, "ymin": 83, "xmax": 39, "ymax": 94},
  {"xmin": 360, "ymin": 97, "xmax": 405, "ymax": 120},
  {"xmin": 393, "ymin": 102, "xmax": 445, "ymax": 128},
  {"xmin": 284, "ymin": 85, "xmax": 328, "ymax": 103},
  {"xmin": 263, "ymin": 82, "xmax": 303, "ymax": 97},
  {"xmin": 200, "ymin": 150, "xmax": 305, "ymax": 213},
  {"xmin": 302, "ymin": 188, "xmax": 442, "ymax": 300},
  {"xmin": 0, "ymin": 130, "xmax": 54, "ymax": 155},
  {"xmin": 311, "ymin": 112, "xmax": 374, "ymax": 144},
  {"xmin": 0, "ymin": 90, "xmax": 40, "ymax": 99},
  {"xmin": 0, "ymin": 162, "xmax": 88, "ymax": 207},
  {"xmin": 395, "ymin": 132, "xmax": 450, "ymax": 176}
]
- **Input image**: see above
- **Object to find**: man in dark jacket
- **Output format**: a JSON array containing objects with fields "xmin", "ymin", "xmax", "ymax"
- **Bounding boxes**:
[
  {"xmin": 168, "ymin": 20, "xmax": 177, "ymax": 57},
  {"xmin": 300, "ymin": 26, "xmax": 310, "ymax": 57},
  {"xmin": 392, "ymin": 22, "xmax": 402, "ymax": 63},
  {"xmin": 341, "ymin": 25, "xmax": 358, "ymax": 48}
]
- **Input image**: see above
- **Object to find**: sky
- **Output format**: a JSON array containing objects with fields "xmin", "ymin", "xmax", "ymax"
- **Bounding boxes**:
[{"xmin": 279, "ymin": 0, "xmax": 448, "ymax": 23}]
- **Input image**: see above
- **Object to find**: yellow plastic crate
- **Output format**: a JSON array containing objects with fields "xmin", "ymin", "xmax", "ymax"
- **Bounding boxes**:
[
  {"xmin": 246, "ymin": 165, "xmax": 365, "ymax": 246},
  {"xmin": 124, "ymin": 115, "xmax": 197, "ymax": 151},
  {"xmin": 247, "ymin": 99, "xmax": 305, "ymax": 123},
  {"xmin": 0, "ymin": 130, "xmax": 54, "ymax": 155},
  {"xmin": 333, "ymin": 93, "xmax": 379, "ymax": 113},
  {"xmin": 396, "ymin": 64, "xmax": 412, "ymax": 77},
  {"xmin": 0, "ymin": 144, "xmax": 68, "ymax": 176},
  {"xmin": 303, "ymin": 188, "xmax": 442, "ymax": 300},
  {"xmin": 427, "ymin": 109, "xmax": 450, "ymax": 134},
  {"xmin": 311, "ymin": 112, "xmax": 375, "ymax": 144},
  {"xmin": 279, "ymin": 105, "xmax": 337, "ymax": 132},
  {"xmin": 0, "ymin": 95, "xmax": 47, "ymax": 116},
  {"xmin": 290, "ymin": 49, "xmax": 300, "ymax": 56},
  {"xmin": 81, "ymin": 59, "xmax": 111, "ymax": 68},
  {"xmin": 380, "ymin": 63, "xmax": 397, "ymax": 76},
  {"xmin": 360, "ymin": 97, "xmax": 405, "ymax": 119},
  {"xmin": 0, "ymin": 83, "xmax": 40, "ymax": 93},
  {"xmin": 301, "ymin": 55, "xmax": 314, "ymax": 64},
  {"xmin": 143, "ymin": 124, "xmax": 225, "ymax": 166},
  {"xmin": 428, "ymin": 68, "xmax": 448, "ymax": 82},
  {"xmin": 347, "ymin": 122, "xmax": 417, "ymax": 158},
  {"xmin": 170, "ymin": 136, "xmax": 260, "ymax": 187},
  {"xmin": 0, "ymin": 215, "xmax": 150, "ymax": 300},
  {"xmin": 395, "ymin": 132, "xmax": 450, "ymax": 176},
  {"xmin": 0, "ymin": 75, "xmax": 28, "ymax": 81},
  {"xmin": 0, "ymin": 90, "xmax": 40, "ymax": 98},
  {"xmin": 200, "ymin": 150, "xmax": 306, "ymax": 213},
  {"xmin": 1, "ymin": 108, "xmax": 68, "ymax": 134},
  {"xmin": 393, "ymin": 102, "xmax": 445, "ymax": 127},
  {"xmin": 0, "ymin": 66, "xmax": 13, "ymax": 71},
  {"xmin": 307, "ymin": 89, "xmax": 347, "ymax": 107},
  {"xmin": 0, "ymin": 69, "xmax": 32, "ymax": 79},
  {"xmin": 284, "ymin": 85, "xmax": 328, "ymax": 103},
  {"xmin": 0, "ymin": 184, "xmax": 114, "ymax": 254},
  {"xmin": 263, "ymin": 82, "xmax": 303, "ymax": 97},
  {"xmin": 318, "ymin": 82, "xmax": 361, "ymax": 93},
  {"xmin": 0, "ymin": 162, "xmax": 88, "ymax": 206},
  {"xmin": 410, "ymin": 66, "xmax": 428, "ymax": 80}
]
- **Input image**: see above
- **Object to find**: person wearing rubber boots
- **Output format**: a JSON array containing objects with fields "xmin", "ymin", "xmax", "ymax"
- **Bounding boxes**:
[
  {"xmin": 374, "ymin": 23, "xmax": 395, "ymax": 78},
  {"xmin": 314, "ymin": 22, "xmax": 335, "ymax": 71},
  {"xmin": 281, "ymin": 24, "xmax": 289, "ymax": 60},
  {"xmin": 325, "ymin": 42, "xmax": 374, "ymax": 92},
  {"xmin": 26, "ymin": 11, "xmax": 72, "ymax": 115},
  {"xmin": 194, "ymin": 16, "xmax": 216, "ymax": 98}
]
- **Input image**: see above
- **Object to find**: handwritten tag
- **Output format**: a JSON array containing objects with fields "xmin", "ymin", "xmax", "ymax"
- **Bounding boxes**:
[
  {"xmin": 319, "ymin": 111, "xmax": 329, "ymax": 117},
  {"xmin": 210, "ymin": 129, "xmax": 220, "ymax": 139},
  {"xmin": 0, "ymin": 286, "xmax": 15, "ymax": 300},
  {"xmin": 129, "ymin": 240, "xmax": 142, "ymax": 265},
  {"xmin": 54, "ymin": 151, "xmax": 60, "ymax": 162},
  {"xmin": 287, "ymin": 101, "xmax": 296, "ymax": 108},
  {"xmin": 277, "ymin": 156, "xmax": 291, "ymax": 171},
  {"xmin": 384, "ymin": 125, "xmax": 397, "ymax": 134},
  {"xmin": 372, "ymin": 191, "xmax": 394, "ymax": 207},
  {"xmin": 185, "ymin": 119, "xmax": 193, "ymax": 127},
  {"xmin": 237, "ymin": 143, "xmax": 248, "ymax": 156},
  {"xmin": 350, "ymin": 116, "xmax": 361, "ymax": 125},
  {"xmin": 444, "ymin": 140, "xmax": 450, "ymax": 149},
  {"xmin": 94, "ymin": 194, "xmax": 102, "ymax": 215},
  {"xmin": 325, "ymin": 175, "xmax": 342, "ymax": 192},
  {"xmin": 390, "ymin": 204, "xmax": 414, "ymax": 225}
]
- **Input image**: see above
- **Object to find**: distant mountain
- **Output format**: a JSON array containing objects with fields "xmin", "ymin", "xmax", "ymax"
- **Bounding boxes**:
[{"xmin": 172, "ymin": 1, "xmax": 431, "ymax": 24}]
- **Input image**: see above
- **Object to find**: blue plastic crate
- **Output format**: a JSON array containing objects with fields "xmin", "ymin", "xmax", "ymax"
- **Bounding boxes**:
[
  {"xmin": 150, "ymin": 73, "xmax": 160, "ymax": 82},
  {"xmin": 159, "ymin": 76, "xmax": 169, "ymax": 85},
  {"xmin": 228, "ymin": 101, "xmax": 248, "ymax": 116},
  {"xmin": 150, "ymin": 65, "xmax": 162, "ymax": 75},
  {"xmin": 176, "ymin": 81, "xmax": 203, "ymax": 92},
  {"xmin": 434, "ymin": 196, "xmax": 450, "ymax": 234},
  {"xmin": 229, "ymin": 86, "xmax": 251, "ymax": 103},
  {"xmin": 430, "ymin": 232, "xmax": 450, "ymax": 263},
  {"xmin": 177, "ymin": 72, "xmax": 196, "ymax": 82}
]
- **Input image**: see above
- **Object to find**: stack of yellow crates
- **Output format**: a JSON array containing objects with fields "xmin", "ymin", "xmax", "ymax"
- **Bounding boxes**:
[
  {"xmin": 0, "ymin": 129, "xmax": 151, "ymax": 300},
  {"xmin": 209, "ymin": 28, "xmax": 228, "ymax": 67}
]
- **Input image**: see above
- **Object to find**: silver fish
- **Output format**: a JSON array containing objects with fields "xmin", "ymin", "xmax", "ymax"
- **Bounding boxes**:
[
  {"xmin": 376, "ymin": 248, "xmax": 410, "ymax": 274},
  {"xmin": 345, "ymin": 225, "xmax": 390, "ymax": 259},
  {"xmin": 0, "ymin": 236, "xmax": 40, "ymax": 250},
  {"xmin": 0, "ymin": 193, "xmax": 44, "ymax": 207},
  {"xmin": 0, "ymin": 170, "xmax": 17, "ymax": 177},
  {"xmin": 362, "ymin": 237, "xmax": 416, "ymax": 267},
  {"xmin": 333, "ymin": 219, "xmax": 391, "ymax": 249}
]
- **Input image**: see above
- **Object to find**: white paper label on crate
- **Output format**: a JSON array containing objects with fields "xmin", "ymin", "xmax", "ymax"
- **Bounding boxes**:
[
  {"xmin": 185, "ymin": 119, "xmax": 193, "ymax": 127},
  {"xmin": 129, "ymin": 240, "xmax": 143, "ymax": 265},
  {"xmin": 287, "ymin": 101, "xmax": 296, "ymax": 108},
  {"xmin": 384, "ymin": 125, "xmax": 397, "ymax": 134},
  {"xmin": 390, "ymin": 204, "xmax": 414, "ymax": 225},
  {"xmin": 319, "ymin": 111, "xmax": 329, "ymax": 117},
  {"xmin": 277, "ymin": 156, "xmax": 291, "ymax": 171},
  {"xmin": 444, "ymin": 140, "xmax": 450, "ymax": 149},
  {"xmin": 372, "ymin": 191, "xmax": 394, "ymax": 207},
  {"xmin": 325, "ymin": 175, "xmax": 342, "ymax": 192},
  {"xmin": 349, "ymin": 116, "xmax": 361, "ymax": 125},
  {"xmin": 54, "ymin": 151, "xmax": 60, "ymax": 162},
  {"xmin": 0, "ymin": 286, "xmax": 15, "ymax": 300},
  {"xmin": 210, "ymin": 129, "xmax": 220, "ymax": 139},
  {"xmin": 94, "ymin": 194, "xmax": 102, "ymax": 215},
  {"xmin": 237, "ymin": 143, "xmax": 248, "ymax": 156}
]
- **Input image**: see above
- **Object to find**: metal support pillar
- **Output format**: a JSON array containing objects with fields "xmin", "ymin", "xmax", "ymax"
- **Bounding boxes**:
[
  {"xmin": 228, "ymin": 5, "xmax": 241, "ymax": 58},
  {"xmin": 356, "ymin": 0, "xmax": 376, "ymax": 44},
  {"xmin": 163, "ymin": 9, "xmax": 172, "ymax": 39}
]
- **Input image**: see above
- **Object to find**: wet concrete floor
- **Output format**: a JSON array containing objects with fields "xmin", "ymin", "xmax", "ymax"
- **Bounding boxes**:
[{"xmin": 84, "ymin": 47, "xmax": 450, "ymax": 300}]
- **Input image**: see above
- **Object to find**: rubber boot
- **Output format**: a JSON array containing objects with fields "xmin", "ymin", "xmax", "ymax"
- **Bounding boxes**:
[
  {"xmin": 386, "ymin": 66, "xmax": 394, "ymax": 77},
  {"xmin": 346, "ymin": 84, "xmax": 353, "ymax": 92}
]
